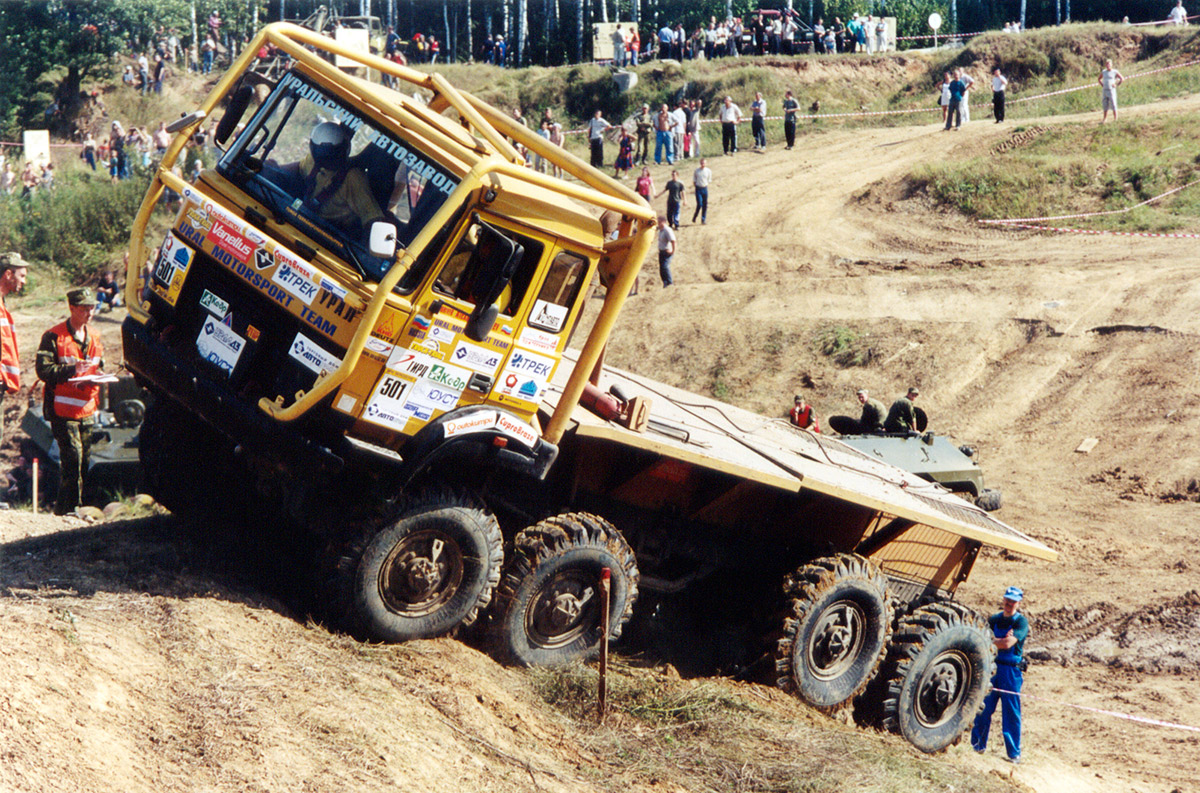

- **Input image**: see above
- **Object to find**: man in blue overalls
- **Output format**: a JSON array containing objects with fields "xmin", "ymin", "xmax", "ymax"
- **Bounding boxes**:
[{"xmin": 971, "ymin": 586, "xmax": 1029, "ymax": 763}]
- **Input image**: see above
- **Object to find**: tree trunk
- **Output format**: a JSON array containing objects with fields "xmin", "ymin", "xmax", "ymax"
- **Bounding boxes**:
[
  {"xmin": 576, "ymin": 0, "xmax": 584, "ymax": 62},
  {"xmin": 1020, "ymin": 0, "xmax": 1027, "ymax": 28},
  {"xmin": 466, "ymin": 0, "xmax": 473, "ymax": 61},
  {"xmin": 517, "ymin": 0, "xmax": 527, "ymax": 64}
]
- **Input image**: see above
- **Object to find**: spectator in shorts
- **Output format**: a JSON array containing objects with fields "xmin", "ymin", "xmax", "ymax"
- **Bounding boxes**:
[{"xmin": 1099, "ymin": 59, "xmax": 1124, "ymax": 123}]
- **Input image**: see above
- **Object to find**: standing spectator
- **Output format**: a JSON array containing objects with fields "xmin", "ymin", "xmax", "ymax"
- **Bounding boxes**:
[
  {"xmin": 938, "ymin": 72, "xmax": 952, "ymax": 124},
  {"xmin": 547, "ymin": 115, "xmax": 564, "ymax": 178},
  {"xmin": 654, "ymin": 104, "xmax": 674, "ymax": 165},
  {"xmin": 493, "ymin": 35, "xmax": 506, "ymax": 67},
  {"xmin": 430, "ymin": 36, "xmax": 440, "ymax": 64},
  {"xmin": 685, "ymin": 99, "xmax": 702, "ymax": 158},
  {"xmin": 875, "ymin": 17, "xmax": 887, "ymax": 53},
  {"xmin": 634, "ymin": 104, "xmax": 653, "ymax": 166},
  {"xmin": 0, "ymin": 253, "xmax": 28, "ymax": 442},
  {"xmin": 719, "ymin": 96, "xmax": 743, "ymax": 155},
  {"xmin": 82, "ymin": 132, "xmax": 98, "ymax": 171},
  {"xmin": 20, "ymin": 161, "xmax": 41, "ymax": 198},
  {"xmin": 153, "ymin": 53, "xmax": 167, "ymax": 93},
  {"xmin": 833, "ymin": 17, "xmax": 847, "ymax": 53},
  {"xmin": 207, "ymin": 10, "xmax": 222, "ymax": 52},
  {"xmin": 971, "ymin": 586, "xmax": 1030, "ymax": 764},
  {"xmin": 629, "ymin": 26, "xmax": 641, "ymax": 65},
  {"xmin": 959, "ymin": 68, "xmax": 976, "ymax": 124},
  {"xmin": 40, "ymin": 163, "xmax": 55, "ymax": 191},
  {"xmin": 1, "ymin": 162, "xmax": 15, "ymax": 195},
  {"xmin": 813, "ymin": 18, "xmax": 826, "ymax": 53},
  {"xmin": 864, "ymin": 15, "xmax": 876, "ymax": 53},
  {"xmin": 656, "ymin": 215, "xmax": 676, "ymax": 287},
  {"xmin": 533, "ymin": 120, "xmax": 551, "ymax": 173},
  {"xmin": 36, "ymin": 289, "xmax": 105, "ymax": 515},
  {"xmin": 587, "ymin": 110, "xmax": 611, "ymax": 169},
  {"xmin": 991, "ymin": 67, "xmax": 1009, "ymax": 123},
  {"xmin": 1099, "ymin": 59, "xmax": 1124, "ymax": 123},
  {"xmin": 824, "ymin": 24, "xmax": 837, "ymax": 54},
  {"xmin": 613, "ymin": 127, "xmax": 634, "ymax": 179},
  {"xmin": 673, "ymin": 24, "xmax": 686, "ymax": 60},
  {"xmin": 750, "ymin": 91, "xmax": 768, "ymax": 151},
  {"xmin": 634, "ymin": 166, "xmax": 655, "ymax": 203},
  {"xmin": 691, "ymin": 157, "xmax": 711, "ymax": 224},
  {"xmin": 656, "ymin": 169, "xmax": 686, "ymax": 229},
  {"xmin": 481, "ymin": 34, "xmax": 494, "ymax": 63},
  {"xmin": 1169, "ymin": 0, "xmax": 1188, "ymax": 24},
  {"xmin": 944, "ymin": 71, "xmax": 966, "ymax": 131},
  {"xmin": 704, "ymin": 22, "xmax": 717, "ymax": 60},
  {"xmin": 789, "ymin": 395, "xmax": 820, "ymax": 431},
  {"xmin": 611, "ymin": 24, "xmax": 627, "ymax": 66},
  {"xmin": 202, "ymin": 35, "xmax": 216, "ymax": 74},
  {"xmin": 385, "ymin": 25, "xmax": 401, "ymax": 57},
  {"xmin": 658, "ymin": 23, "xmax": 674, "ymax": 58},
  {"xmin": 782, "ymin": 90, "xmax": 799, "ymax": 150},
  {"xmin": 137, "ymin": 52, "xmax": 150, "ymax": 94},
  {"xmin": 670, "ymin": 101, "xmax": 687, "ymax": 160},
  {"xmin": 154, "ymin": 121, "xmax": 170, "ymax": 156},
  {"xmin": 783, "ymin": 13, "xmax": 799, "ymax": 54}
]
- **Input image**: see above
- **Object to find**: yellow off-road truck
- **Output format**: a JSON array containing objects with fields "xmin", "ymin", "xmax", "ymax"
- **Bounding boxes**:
[{"xmin": 123, "ymin": 23, "xmax": 1055, "ymax": 753}]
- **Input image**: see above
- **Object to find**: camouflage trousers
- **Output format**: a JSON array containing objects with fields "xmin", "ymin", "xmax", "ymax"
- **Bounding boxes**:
[{"xmin": 51, "ymin": 418, "xmax": 93, "ymax": 516}]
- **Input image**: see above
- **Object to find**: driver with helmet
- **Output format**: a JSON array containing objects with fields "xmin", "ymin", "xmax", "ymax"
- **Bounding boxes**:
[{"xmin": 290, "ymin": 121, "xmax": 384, "ymax": 235}]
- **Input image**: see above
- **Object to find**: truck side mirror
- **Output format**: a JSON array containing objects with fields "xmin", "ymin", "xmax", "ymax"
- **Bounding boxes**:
[
  {"xmin": 465, "ymin": 304, "xmax": 500, "ymax": 342},
  {"xmin": 369, "ymin": 221, "xmax": 398, "ymax": 259},
  {"xmin": 463, "ymin": 221, "xmax": 522, "ymax": 341},
  {"xmin": 215, "ymin": 84, "xmax": 255, "ymax": 147}
]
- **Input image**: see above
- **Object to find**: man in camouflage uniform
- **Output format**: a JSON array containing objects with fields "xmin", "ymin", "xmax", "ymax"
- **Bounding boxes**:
[
  {"xmin": 36, "ymin": 289, "xmax": 104, "ymax": 515},
  {"xmin": 855, "ymin": 389, "xmax": 886, "ymax": 434},
  {"xmin": 884, "ymin": 386, "xmax": 920, "ymax": 433},
  {"xmin": 0, "ymin": 252, "xmax": 29, "ymax": 438}
]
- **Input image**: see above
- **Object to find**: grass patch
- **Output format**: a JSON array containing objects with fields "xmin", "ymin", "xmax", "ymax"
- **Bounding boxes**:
[
  {"xmin": 814, "ymin": 324, "xmax": 872, "ymax": 367},
  {"xmin": 908, "ymin": 114, "xmax": 1200, "ymax": 230}
]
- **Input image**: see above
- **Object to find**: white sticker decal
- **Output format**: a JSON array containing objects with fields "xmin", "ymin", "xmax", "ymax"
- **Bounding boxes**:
[
  {"xmin": 529, "ymin": 300, "xmax": 568, "ymax": 332},
  {"xmin": 443, "ymin": 411, "xmax": 499, "ymax": 439},
  {"xmin": 428, "ymin": 323, "xmax": 458, "ymax": 345},
  {"xmin": 272, "ymin": 259, "xmax": 319, "ymax": 305},
  {"xmin": 199, "ymin": 289, "xmax": 229, "ymax": 319},
  {"xmin": 407, "ymin": 379, "xmax": 461, "ymax": 412},
  {"xmin": 387, "ymin": 349, "xmax": 436, "ymax": 378},
  {"xmin": 364, "ymin": 336, "xmax": 394, "ymax": 357},
  {"xmin": 155, "ymin": 235, "xmax": 194, "ymax": 288},
  {"xmin": 335, "ymin": 394, "xmax": 357, "ymax": 413},
  {"xmin": 495, "ymin": 413, "xmax": 540, "ymax": 446},
  {"xmin": 517, "ymin": 326, "xmax": 560, "ymax": 354},
  {"xmin": 288, "ymin": 332, "xmax": 342, "ymax": 376},
  {"xmin": 196, "ymin": 318, "xmax": 245, "ymax": 375},
  {"xmin": 362, "ymin": 374, "xmax": 412, "ymax": 430},
  {"xmin": 451, "ymin": 341, "xmax": 504, "ymax": 374},
  {"xmin": 495, "ymin": 349, "xmax": 557, "ymax": 401},
  {"xmin": 425, "ymin": 360, "xmax": 471, "ymax": 392}
]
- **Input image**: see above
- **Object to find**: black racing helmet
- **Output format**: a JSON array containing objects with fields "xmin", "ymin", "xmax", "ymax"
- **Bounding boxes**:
[{"xmin": 309, "ymin": 121, "xmax": 351, "ymax": 169}]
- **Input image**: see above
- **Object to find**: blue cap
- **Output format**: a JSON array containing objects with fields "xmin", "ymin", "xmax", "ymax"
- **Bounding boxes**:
[{"xmin": 1004, "ymin": 586, "xmax": 1023, "ymax": 602}]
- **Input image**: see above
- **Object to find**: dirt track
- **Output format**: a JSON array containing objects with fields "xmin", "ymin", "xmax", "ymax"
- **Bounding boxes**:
[
  {"xmin": 2, "ymin": 97, "xmax": 1198, "ymax": 792},
  {"xmin": 602, "ymin": 98, "xmax": 1200, "ymax": 793}
]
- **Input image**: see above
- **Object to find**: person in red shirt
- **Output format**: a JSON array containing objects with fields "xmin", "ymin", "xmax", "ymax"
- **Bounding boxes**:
[{"xmin": 789, "ymin": 394, "xmax": 820, "ymax": 432}]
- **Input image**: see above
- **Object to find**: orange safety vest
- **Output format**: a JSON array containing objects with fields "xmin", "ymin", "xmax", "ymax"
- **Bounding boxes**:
[
  {"xmin": 47, "ymin": 321, "xmax": 103, "ymax": 420},
  {"xmin": 0, "ymin": 301, "xmax": 19, "ymax": 392}
]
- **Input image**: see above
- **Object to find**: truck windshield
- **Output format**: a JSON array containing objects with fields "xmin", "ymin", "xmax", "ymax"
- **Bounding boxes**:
[{"xmin": 217, "ymin": 71, "xmax": 460, "ymax": 283}]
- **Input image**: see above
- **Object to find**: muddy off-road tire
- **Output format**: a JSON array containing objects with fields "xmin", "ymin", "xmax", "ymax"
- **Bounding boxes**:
[
  {"xmin": 139, "ymin": 399, "xmax": 225, "ymax": 517},
  {"xmin": 881, "ymin": 601, "xmax": 994, "ymax": 753},
  {"xmin": 491, "ymin": 513, "xmax": 638, "ymax": 667},
  {"xmin": 323, "ymin": 492, "xmax": 503, "ymax": 643},
  {"xmin": 774, "ymin": 554, "xmax": 892, "ymax": 712}
]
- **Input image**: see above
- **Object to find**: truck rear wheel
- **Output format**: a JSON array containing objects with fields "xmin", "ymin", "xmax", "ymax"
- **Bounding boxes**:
[
  {"xmin": 325, "ymin": 492, "xmax": 503, "ymax": 643},
  {"xmin": 774, "ymin": 554, "xmax": 892, "ymax": 712},
  {"xmin": 975, "ymin": 488, "xmax": 1003, "ymax": 511},
  {"xmin": 881, "ymin": 601, "xmax": 993, "ymax": 753},
  {"xmin": 491, "ymin": 513, "xmax": 638, "ymax": 667}
]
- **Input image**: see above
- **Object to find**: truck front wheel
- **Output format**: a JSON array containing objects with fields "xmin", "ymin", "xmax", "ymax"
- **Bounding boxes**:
[
  {"xmin": 325, "ymin": 492, "xmax": 503, "ymax": 642},
  {"xmin": 774, "ymin": 553, "xmax": 892, "ymax": 712},
  {"xmin": 492, "ymin": 513, "xmax": 638, "ymax": 667},
  {"xmin": 881, "ymin": 601, "xmax": 994, "ymax": 753}
]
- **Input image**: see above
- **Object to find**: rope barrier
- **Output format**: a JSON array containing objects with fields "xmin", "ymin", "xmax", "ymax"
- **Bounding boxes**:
[
  {"xmin": 980, "ymin": 180, "xmax": 1200, "ymax": 224},
  {"xmin": 992, "ymin": 687, "xmax": 1200, "ymax": 733},
  {"xmin": 983, "ymin": 223, "xmax": 1200, "ymax": 238}
]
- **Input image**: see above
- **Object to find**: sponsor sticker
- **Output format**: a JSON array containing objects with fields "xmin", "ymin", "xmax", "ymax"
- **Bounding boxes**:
[
  {"xmin": 319, "ymin": 277, "xmax": 348, "ymax": 300},
  {"xmin": 495, "ymin": 349, "xmax": 556, "ymax": 401},
  {"xmin": 335, "ymin": 394, "xmax": 357, "ymax": 413},
  {"xmin": 207, "ymin": 217, "xmax": 254, "ymax": 264},
  {"xmin": 451, "ymin": 341, "xmax": 504, "ymax": 374},
  {"xmin": 495, "ymin": 413, "xmax": 540, "ymax": 447},
  {"xmin": 517, "ymin": 326, "xmax": 560, "ymax": 354},
  {"xmin": 443, "ymin": 411, "xmax": 499, "ymax": 439},
  {"xmin": 254, "ymin": 248, "xmax": 275, "ymax": 271},
  {"xmin": 288, "ymin": 332, "xmax": 342, "ymax": 376},
  {"xmin": 361, "ymin": 374, "xmax": 412, "ymax": 430},
  {"xmin": 199, "ymin": 289, "xmax": 229, "ymax": 319},
  {"xmin": 407, "ymin": 380, "xmax": 461, "ymax": 412},
  {"xmin": 196, "ymin": 318, "xmax": 246, "ymax": 375},
  {"xmin": 246, "ymin": 325, "xmax": 261, "ymax": 342},
  {"xmin": 428, "ymin": 323, "xmax": 458, "ymax": 346},
  {"xmin": 403, "ymin": 402, "xmax": 433, "ymax": 422},
  {"xmin": 425, "ymin": 361, "xmax": 471, "ymax": 392},
  {"xmin": 153, "ymin": 235, "xmax": 195, "ymax": 306},
  {"xmin": 529, "ymin": 299, "xmax": 569, "ymax": 332},
  {"xmin": 387, "ymin": 349, "xmax": 435, "ymax": 379},
  {"xmin": 272, "ymin": 260, "xmax": 319, "ymax": 305},
  {"xmin": 364, "ymin": 336, "xmax": 394, "ymax": 357}
]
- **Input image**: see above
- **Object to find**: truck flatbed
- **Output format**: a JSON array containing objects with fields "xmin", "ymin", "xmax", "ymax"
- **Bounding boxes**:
[{"xmin": 545, "ymin": 351, "xmax": 1057, "ymax": 563}]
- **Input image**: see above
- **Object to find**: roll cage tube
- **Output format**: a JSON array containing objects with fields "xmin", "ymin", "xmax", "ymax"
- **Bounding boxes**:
[{"xmin": 126, "ymin": 22, "xmax": 656, "ymax": 439}]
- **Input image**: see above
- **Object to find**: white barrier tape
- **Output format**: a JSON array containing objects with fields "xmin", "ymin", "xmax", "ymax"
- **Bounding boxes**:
[
  {"xmin": 992, "ymin": 687, "xmax": 1200, "ymax": 733},
  {"xmin": 1010, "ymin": 57, "xmax": 1200, "ymax": 105},
  {"xmin": 0, "ymin": 141, "xmax": 83, "ymax": 148},
  {"xmin": 981, "ymin": 180, "xmax": 1200, "ymax": 224},
  {"xmin": 1131, "ymin": 14, "xmax": 1200, "ymax": 26},
  {"xmin": 896, "ymin": 30, "xmax": 984, "ymax": 41},
  {"xmin": 985, "ymin": 223, "xmax": 1200, "ymax": 238}
]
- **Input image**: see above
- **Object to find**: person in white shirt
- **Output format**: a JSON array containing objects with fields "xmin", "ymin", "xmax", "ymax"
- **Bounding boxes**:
[
  {"xmin": 670, "ymin": 102, "xmax": 687, "ymax": 160},
  {"xmin": 611, "ymin": 25, "xmax": 627, "ymax": 67},
  {"xmin": 750, "ymin": 91, "xmax": 767, "ymax": 151},
  {"xmin": 656, "ymin": 215, "xmax": 677, "ymax": 287},
  {"xmin": 813, "ymin": 18, "xmax": 826, "ymax": 53},
  {"xmin": 958, "ymin": 68, "xmax": 975, "ymax": 123},
  {"xmin": 875, "ymin": 18, "xmax": 887, "ymax": 53},
  {"xmin": 1098, "ymin": 59, "xmax": 1124, "ymax": 123},
  {"xmin": 1169, "ymin": 0, "xmax": 1188, "ymax": 24},
  {"xmin": 991, "ymin": 67, "xmax": 1009, "ymax": 123},
  {"xmin": 938, "ymin": 71, "xmax": 953, "ymax": 124},
  {"xmin": 692, "ymin": 158, "xmax": 712, "ymax": 224},
  {"xmin": 719, "ymin": 96, "xmax": 743, "ymax": 154},
  {"xmin": 783, "ymin": 16, "xmax": 798, "ymax": 54},
  {"xmin": 587, "ymin": 110, "xmax": 611, "ymax": 168}
]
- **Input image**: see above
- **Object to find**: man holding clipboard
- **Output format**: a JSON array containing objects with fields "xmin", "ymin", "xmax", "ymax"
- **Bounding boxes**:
[{"xmin": 36, "ymin": 289, "xmax": 106, "ymax": 515}]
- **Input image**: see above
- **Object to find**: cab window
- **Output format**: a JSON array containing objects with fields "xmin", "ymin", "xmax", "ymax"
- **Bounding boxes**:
[
  {"xmin": 529, "ymin": 251, "xmax": 589, "ymax": 333},
  {"xmin": 434, "ymin": 220, "xmax": 544, "ymax": 316}
]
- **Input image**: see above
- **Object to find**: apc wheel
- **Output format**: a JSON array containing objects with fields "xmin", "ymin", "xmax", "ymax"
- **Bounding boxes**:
[
  {"xmin": 881, "ymin": 601, "xmax": 994, "ymax": 753},
  {"xmin": 975, "ymin": 489, "xmax": 1003, "ymax": 512},
  {"xmin": 492, "ymin": 513, "xmax": 638, "ymax": 667},
  {"xmin": 774, "ymin": 554, "xmax": 892, "ymax": 712},
  {"xmin": 325, "ymin": 492, "xmax": 503, "ymax": 643}
]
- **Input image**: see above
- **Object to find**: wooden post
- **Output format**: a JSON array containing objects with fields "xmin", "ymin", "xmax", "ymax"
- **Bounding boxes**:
[
  {"xmin": 598, "ymin": 566, "xmax": 611, "ymax": 723},
  {"xmin": 32, "ymin": 457, "xmax": 38, "ymax": 514}
]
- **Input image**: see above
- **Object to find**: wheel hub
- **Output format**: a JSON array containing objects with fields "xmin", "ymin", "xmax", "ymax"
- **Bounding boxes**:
[
  {"xmin": 914, "ymin": 649, "xmax": 972, "ymax": 728},
  {"xmin": 808, "ymin": 600, "xmax": 866, "ymax": 680},
  {"xmin": 380, "ymin": 533, "xmax": 463, "ymax": 616},
  {"xmin": 527, "ymin": 571, "xmax": 597, "ymax": 649}
]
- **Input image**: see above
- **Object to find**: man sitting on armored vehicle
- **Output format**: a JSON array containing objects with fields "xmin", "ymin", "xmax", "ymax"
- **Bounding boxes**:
[
  {"xmin": 884, "ymin": 386, "xmax": 920, "ymax": 433},
  {"xmin": 827, "ymin": 388, "xmax": 887, "ymax": 435}
]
